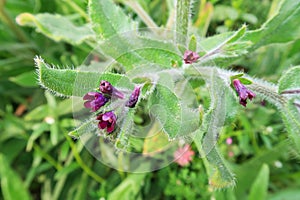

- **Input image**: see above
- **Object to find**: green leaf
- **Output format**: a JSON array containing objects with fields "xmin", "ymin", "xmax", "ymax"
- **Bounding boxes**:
[
  {"xmin": 54, "ymin": 163, "xmax": 80, "ymax": 180},
  {"xmin": 226, "ymin": 24, "xmax": 247, "ymax": 44},
  {"xmin": 108, "ymin": 173, "xmax": 146, "ymax": 200},
  {"xmin": 0, "ymin": 154, "xmax": 32, "ymax": 200},
  {"xmin": 188, "ymin": 35, "xmax": 197, "ymax": 52},
  {"xmin": 88, "ymin": 0, "xmax": 136, "ymax": 40},
  {"xmin": 148, "ymin": 84, "xmax": 198, "ymax": 139},
  {"xmin": 245, "ymin": 0, "xmax": 300, "ymax": 49},
  {"xmin": 194, "ymin": 69, "xmax": 235, "ymax": 188},
  {"xmin": 248, "ymin": 164, "xmax": 269, "ymax": 200},
  {"xmin": 34, "ymin": 56, "xmax": 132, "ymax": 97},
  {"xmin": 238, "ymin": 77, "xmax": 253, "ymax": 85},
  {"xmin": 9, "ymin": 71, "xmax": 37, "ymax": 87},
  {"xmin": 200, "ymin": 0, "xmax": 300, "ymax": 61},
  {"xmin": 149, "ymin": 85, "xmax": 181, "ymax": 139},
  {"xmin": 234, "ymin": 141, "xmax": 290, "ymax": 199},
  {"xmin": 278, "ymin": 66, "xmax": 300, "ymax": 94},
  {"xmin": 230, "ymin": 73, "xmax": 244, "ymax": 82},
  {"xmin": 16, "ymin": 13, "xmax": 94, "ymax": 45},
  {"xmin": 89, "ymin": 0, "xmax": 182, "ymax": 70},
  {"xmin": 175, "ymin": 0, "xmax": 191, "ymax": 45},
  {"xmin": 280, "ymin": 100, "xmax": 300, "ymax": 154},
  {"xmin": 199, "ymin": 25, "xmax": 252, "ymax": 61}
]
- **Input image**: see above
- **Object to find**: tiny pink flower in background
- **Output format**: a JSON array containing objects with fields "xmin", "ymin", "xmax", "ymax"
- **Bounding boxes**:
[
  {"xmin": 232, "ymin": 79, "xmax": 256, "ymax": 107},
  {"xmin": 100, "ymin": 80, "xmax": 124, "ymax": 99},
  {"xmin": 228, "ymin": 151, "xmax": 234, "ymax": 157},
  {"xmin": 226, "ymin": 137, "xmax": 233, "ymax": 145},
  {"xmin": 183, "ymin": 50, "xmax": 200, "ymax": 64},
  {"xmin": 174, "ymin": 144, "xmax": 195, "ymax": 166}
]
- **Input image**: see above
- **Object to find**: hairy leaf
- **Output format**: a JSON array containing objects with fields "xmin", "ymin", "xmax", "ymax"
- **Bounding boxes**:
[
  {"xmin": 280, "ymin": 100, "xmax": 300, "ymax": 154},
  {"xmin": 245, "ymin": 0, "xmax": 300, "ymax": 49},
  {"xmin": 89, "ymin": 0, "xmax": 181, "ymax": 70},
  {"xmin": 194, "ymin": 69, "xmax": 235, "ymax": 188},
  {"xmin": 278, "ymin": 66, "xmax": 300, "ymax": 94},
  {"xmin": 34, "ymin": 57, "xmax": 131, "ymax": 97}
]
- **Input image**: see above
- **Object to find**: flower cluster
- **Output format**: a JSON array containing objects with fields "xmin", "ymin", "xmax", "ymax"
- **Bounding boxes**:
[{"xmin": 83, "ymin": 80, "xmax": 140, "ymax": 134}]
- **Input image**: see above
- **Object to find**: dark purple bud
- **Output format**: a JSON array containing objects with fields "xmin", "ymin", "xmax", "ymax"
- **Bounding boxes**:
[
  {"xmin": 83, "ymin": 92, "xmax": 108, "ymax": 112},
  {"xmin": 233, "ymin": 79, "xmax": 256, "ymax": 107},
  {"xmin": 100, "ymin": 80, "xmax": 124, "ymax": 99},
  {"xmin": 183, "ymin": 50, "xmax": 200, "ymax": 64},
  {"xmin": 126, "ymin": 86, "xmax": 141, "ymax": 108},
  {"xmin": 96, "ymin": 111, "xmax": 117, "ymax": 133}
]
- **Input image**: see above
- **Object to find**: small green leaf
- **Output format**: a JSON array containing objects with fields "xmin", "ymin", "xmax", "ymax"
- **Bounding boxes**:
[
  {"xmin": 248, "ymin": 164, "xmax": 269, "ymax": 200},
  {"xmin": 9, "ymin": 71, "xmax": 37, "ymax": 87},
  {"xmin": 226, "ymin": 24, "xmax": 247, "ymax": 44},
  {"xmin": 0, "ymin": 154, "xmax": 32, "ymax": 200},
  {"xmin": 199, "ymin": 25, "xmax": 251, "ymax": 61},
  {"xmin": 188, "ymin": 35, "xmax": 197, "ymax": 52},
  {"xmin": 230, "ymin": 73, "xmax": 244, "ymax": 82},
  {"xmin": 16, "ymin": 13, "xmax": 94, "ymax": 45},
  {"xmin": 239, "ymin": 77, "xmax": 253, "ymax": 85},
  {"xmin": 278, "ymin": 66, "xmax": 300, "ymax": 94}
]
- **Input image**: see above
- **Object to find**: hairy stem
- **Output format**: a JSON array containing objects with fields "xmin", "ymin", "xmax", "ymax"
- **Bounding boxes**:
[
  {"xmin": 185, "ymin": 66, "xmax": 287, "ymax": 108},
  {"xmin": 176, "ymin": 0, "xmax": 191, "ymax": 45}
]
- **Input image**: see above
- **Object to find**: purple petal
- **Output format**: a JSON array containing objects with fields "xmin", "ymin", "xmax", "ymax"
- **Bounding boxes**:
[
  {"xmin": 102, "ymin": 112, "xmax": 112, "ymax": 121},
  {"xmin": 126, "ymin": 86, "xmax": 141, "ymax": 108},
  {"xmin": 107, "ymin": 124, "xmax": 114, "ymax": 133},
  {"xmin": 84, "ymin": 101, "xmax": 91, "ymax": 108},
  {"xmin": 98, "ymin": 121, "xmax": 107, "ymax": 129}
]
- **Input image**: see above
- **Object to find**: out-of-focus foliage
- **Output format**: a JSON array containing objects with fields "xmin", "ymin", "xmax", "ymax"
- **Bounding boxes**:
[{"xmin": 1, "ymin": 0, "xmax": 300, "ymax": 199}]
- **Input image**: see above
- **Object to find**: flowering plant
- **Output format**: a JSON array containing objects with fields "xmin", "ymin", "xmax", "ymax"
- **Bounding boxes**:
[{"xmin": 17, "ymin": 0, "xmax": 300, "ymax": 189}]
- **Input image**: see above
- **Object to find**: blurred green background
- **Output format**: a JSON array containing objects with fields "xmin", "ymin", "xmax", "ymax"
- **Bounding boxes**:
[{"xmin": 1, "ymin": 0, "xmax": 300, "ymax": 199}]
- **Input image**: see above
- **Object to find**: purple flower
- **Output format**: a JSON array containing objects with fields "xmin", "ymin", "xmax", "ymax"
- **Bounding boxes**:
[
  {"xmin": 83, "ymin": 92, "xmax": 108, "ymax": 112},
  {"xmin": 100, "ymin": 80, "xmax": 124, "ymax": 99},
  {"xmin": 96, "ymin": 111, "xmax": 117, "ymax": 133},
  {"xmin": 183, "ymin": 50, "xmax": 200, "ymax": 64},
  {"xmin": 126, "ymin": 86, "xmax": 141, "ymax": 108},
  {"xmin": 233, "ymin": 79, "xmax": 256, "ymax": 107}
]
